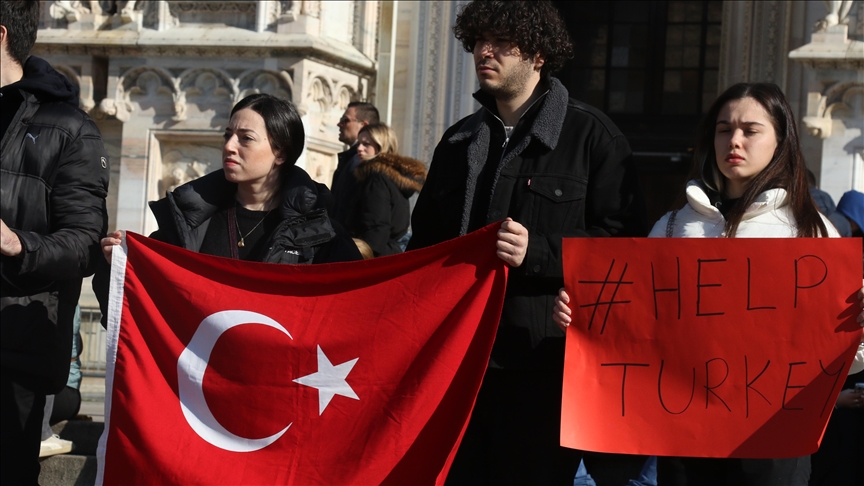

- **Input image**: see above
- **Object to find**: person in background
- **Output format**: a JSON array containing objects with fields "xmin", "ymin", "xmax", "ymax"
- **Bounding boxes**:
[
  {"xmin": 1, "ymin": 1, "xmax": 110, "ymax": 482},
  {"xmin": 806, "ymin": 168, "xmax": 851, "ymax": 236},
  {"xmin": 331, "ymin": 101, "xmax": 380, "ymax": 227},
  {"xmin": 555, "ymin": 83, "xmax": 863, "ymax": 486},
  {"xmin": 347, "ymin": 123, "xmax": 426, "ymax": 256},
  {"xmin": 39, "ymin": 305, "xmax": 83, "ymax": 458},
  {"xmin": 408, "ymin": 1, "xmax": 645, "ymax": 483},
  {"xmin": 835, "ymin": 189, "xmax": 864, "ymax": 237}
]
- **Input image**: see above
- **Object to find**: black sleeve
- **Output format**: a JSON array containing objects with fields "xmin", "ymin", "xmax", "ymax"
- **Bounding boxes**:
[
  {"xmin": 13, "ymin": 118, "xmax": 109, "ymax": 280},
  {"xmin": 355, "ymin": 175, "xmax": 395, "ymax": 256}
]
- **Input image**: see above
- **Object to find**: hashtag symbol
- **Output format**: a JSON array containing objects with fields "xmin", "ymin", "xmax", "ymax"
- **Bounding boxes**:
[{"xmin": 578, "ymin": 259, "xmax": 632, "ymax": 334}]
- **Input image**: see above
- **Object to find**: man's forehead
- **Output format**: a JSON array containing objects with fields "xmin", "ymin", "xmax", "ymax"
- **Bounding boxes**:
[{"xmin": 343, "ymin": 107, "xmax": 357, "ymax": 118}]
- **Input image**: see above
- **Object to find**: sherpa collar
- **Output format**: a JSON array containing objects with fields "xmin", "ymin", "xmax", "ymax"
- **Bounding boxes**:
[{"xmin": 447, "ymin": 77, "xmax": 568, "ymax": 151}]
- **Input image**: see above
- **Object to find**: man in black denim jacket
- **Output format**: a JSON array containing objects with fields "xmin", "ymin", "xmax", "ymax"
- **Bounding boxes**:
[{"xmin": 408, "ymin": 1, "xmax": 644, "ymax": 483}]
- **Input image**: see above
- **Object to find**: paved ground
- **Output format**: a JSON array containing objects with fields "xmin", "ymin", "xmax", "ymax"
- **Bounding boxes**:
[
  {"xmin": 79, "ymin": 376, "xmax": 105, "ymax": 423},
  {"xmin": 79, "ymin": 400, "xmax": 105, "ymax": 423}
]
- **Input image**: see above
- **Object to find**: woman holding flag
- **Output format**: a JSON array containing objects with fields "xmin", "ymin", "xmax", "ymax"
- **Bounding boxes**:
[
  {"xmin": 99, "ymin": 93, "xmax": 360, "ymax": 265},
  {"xmin": 553, "ymin": 83, "xmax": 864, "ymax": 485}
]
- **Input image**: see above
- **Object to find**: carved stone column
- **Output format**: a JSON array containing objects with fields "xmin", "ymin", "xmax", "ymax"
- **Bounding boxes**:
[{"xmin": 789, "ymin": 1, "xmax": 864, "ymax": 199}]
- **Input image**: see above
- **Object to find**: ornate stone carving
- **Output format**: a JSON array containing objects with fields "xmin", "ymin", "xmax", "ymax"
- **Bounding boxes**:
[
  {"xmin": 94, "ymin": 97, "xmax": 133, "ymax": 122},
  {"xmin": 802, "ymin": 81, "xmax": 864, "ymax": 139},
  {"xmin": 336, "ymin": 86, "xmax": 354, "ymax": 111},
  {"xmin": 170, "ymin": 1, "xmax": 256, "ymax": 14},
  {"xmin": 119, "ymin": 67, "xmax": 180, "ymax": 119},
  {"xmin": 237, "ymin": 70, "xmax": 293, "ymax": 101},
  {"xmin": 179, "ymin": 69, "xmax": 236, "ymax": 108},
  {"xmin": 161, "ymin": 157, "xmax": 211, "ymax": 195},
  {"xmin": 307, "ymin": 77, "xmax": 333, "ymax": 112},
  {"xmin": 815, "ymin": 1, "xmax": 856, "ymax": 31},
  {"xmin": 50, "ymin": 1, "xmax": 90, "ymax": 22},
  {"xmin": 142, "ymin": 1, "xmax": 177, "ymax": 30},
  {"xmin": 789, "ymin": 2, "xmax": 864, "ymax": 70},
  {"xmin": 421, "ymin": 1, "xmax": 442, "ymax": 162}
]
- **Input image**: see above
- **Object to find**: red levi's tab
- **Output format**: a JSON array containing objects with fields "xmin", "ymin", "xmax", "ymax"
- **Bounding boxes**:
[
  {"xmin": 97, "ymin": 225, "xmax": 507, "ymax": 485},
  {"xmin": 560, "ymin": 237, "xmax": 862, "ymax": 459}
]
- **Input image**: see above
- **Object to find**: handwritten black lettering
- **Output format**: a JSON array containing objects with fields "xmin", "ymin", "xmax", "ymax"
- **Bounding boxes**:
[
  {"xmin": 747, "ymin": 258, "xmax": 776, "ymax": 311},
  {"xmin": 705, "ymin": 358, "xmax": 731, "ymax": 412},
  {"xmin": 818, "ymin": 360, "xmax": 847, "ymax": 417},
  {"xmin": 696, "ymin": 259, "xmax": 726, "ymax": 317},
  {"xmin": 794, "ymin": 255, "xmax": 828, "ymax": 308},
  {"xmin": 652, "ymin": 259, "xmax": 681, "ymax": 320},
  {"xmin": 782, "ymin": 362, "xmax": 807, "ymax": 411},
  {"xmin": 658, "ymin": 360, "xmax": 696, "ymax": 414},
  {"xmin": 602, "ymin": 363, "xmax": 650, "ymax": 417},
  {"xmin": 745, "ymin": 356, "xmax": 772, "ymax": 418},
  {"xmin": 578, "ymin": 259, "xmax": 633, "ymax": 334}
]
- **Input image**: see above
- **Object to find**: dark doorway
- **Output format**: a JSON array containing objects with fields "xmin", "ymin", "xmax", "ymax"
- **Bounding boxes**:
[{"xmin": 553, "ymin": 0, "xmax": 723, "ymax": 227}]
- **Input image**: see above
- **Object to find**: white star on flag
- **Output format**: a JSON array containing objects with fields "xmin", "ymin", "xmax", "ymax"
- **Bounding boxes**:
[{"xmin": 293, "ymin": 345, "xmax": 359, "ymax": 415}]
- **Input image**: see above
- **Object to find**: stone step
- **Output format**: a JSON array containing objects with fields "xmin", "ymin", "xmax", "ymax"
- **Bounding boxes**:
[
  {"xmin": 51, "ymin": 419, "xmax": 105, "ymax": 457},
  {"xmin": 38, "ymin": 453, "xmax": 97, "ymax": 486}
]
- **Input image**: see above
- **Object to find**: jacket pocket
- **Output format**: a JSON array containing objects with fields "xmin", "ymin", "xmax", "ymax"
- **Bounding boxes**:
[{"xmin": 529, "ymin": 175, "xmax": 588, "ymax": 233}]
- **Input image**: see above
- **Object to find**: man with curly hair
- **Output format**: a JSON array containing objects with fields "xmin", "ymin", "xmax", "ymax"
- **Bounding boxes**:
[{"xmin": 408, "ymin": 1, "xmax": 644, "ymax": 483}]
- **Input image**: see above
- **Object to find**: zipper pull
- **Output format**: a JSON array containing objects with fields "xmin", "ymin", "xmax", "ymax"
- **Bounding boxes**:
[
  {"xmin": 527, "ymin": 178, "xmax": 531, "ymax": 187},
  {"xmin": 502, "ymin": 137, "xmax": 509, "ymax": 148}
]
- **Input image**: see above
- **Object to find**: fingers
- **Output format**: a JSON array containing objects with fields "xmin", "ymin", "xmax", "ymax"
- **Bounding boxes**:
[
  {"xmin": 553, "ymin": 287, "xmax": 572, "ymax": 331},
  {"xmin": 101, "ymin": 230, "xmax": 124, "ymax": 263},
  {"xmin": 497, "ymin": 218, "xmax": 528, "ymax": 267}
]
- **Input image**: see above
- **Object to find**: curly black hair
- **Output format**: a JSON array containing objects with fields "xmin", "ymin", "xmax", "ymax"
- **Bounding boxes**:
[{"xmin": 453, "ymin": 0, "xmax": 573, "ymax": 78}]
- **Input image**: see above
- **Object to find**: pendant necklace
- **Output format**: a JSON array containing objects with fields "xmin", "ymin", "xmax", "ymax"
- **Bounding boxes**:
[{"xmin": 236, "ymin": 205, "xmax": 272, "ymax": 248}]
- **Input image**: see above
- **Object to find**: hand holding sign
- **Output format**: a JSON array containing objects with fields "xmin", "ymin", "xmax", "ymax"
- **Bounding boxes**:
[
  {"xmin": 560, "ymin": 237, "xmax": 862, "ymax": 459},
  {"xmin": 553, "ymin": 288, "xmax": 572, "ymax": 331}
]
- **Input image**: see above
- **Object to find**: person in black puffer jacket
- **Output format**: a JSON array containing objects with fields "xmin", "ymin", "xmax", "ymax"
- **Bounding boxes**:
[
  {"xmin": 98, "ymin": 93, "xmax": 361, "ymax": 281},
  {"xmin": 1, "ymin": 1, "xmax": 110, "ymax": 482},
  {"xmin": 347, "ymin": 123, "xmax": 426, "ymax": 256}
]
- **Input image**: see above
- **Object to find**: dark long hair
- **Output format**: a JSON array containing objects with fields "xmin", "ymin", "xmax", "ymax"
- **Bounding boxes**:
[
  {"xmin": 230, "ymin": 93, "xmax": 305, "ymax": 169},
  {"xmin": 694, "ymin": 83, "xmax": 827, "ymax": 237}
]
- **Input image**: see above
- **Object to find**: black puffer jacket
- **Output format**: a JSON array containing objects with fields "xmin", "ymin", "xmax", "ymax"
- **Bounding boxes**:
[
  {"xmin": 348, "ymin": 153, "xmax": 426, "ymax": 256},
  {"xmin": 1, "ymin": 57, "xmax": 109, "ymax": 393},
  {"xmin": 147, "ymin": 166, "xmax": 361, "ymax": 264}
]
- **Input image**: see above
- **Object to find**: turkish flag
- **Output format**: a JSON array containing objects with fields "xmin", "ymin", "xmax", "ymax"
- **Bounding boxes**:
[{"xmin": 96, "ymin": 225, "xmax": 507, "ymax": 485}]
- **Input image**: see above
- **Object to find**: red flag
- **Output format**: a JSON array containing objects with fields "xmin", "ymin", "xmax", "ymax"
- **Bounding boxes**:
[{"xmin": 96, "ymin": 225, "xmax": 507, "ymax": 485}]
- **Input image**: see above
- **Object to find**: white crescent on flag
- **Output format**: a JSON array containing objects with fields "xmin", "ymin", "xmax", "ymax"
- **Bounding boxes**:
[{"xmin": 177, "ymin": 310, "xmax": 293, "ymax": 452}]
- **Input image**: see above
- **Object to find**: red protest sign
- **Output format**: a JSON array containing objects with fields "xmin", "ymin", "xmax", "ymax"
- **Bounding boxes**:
[{"xmin": 561, "ymin": 238, "xmax": 862, "ymax": 458}]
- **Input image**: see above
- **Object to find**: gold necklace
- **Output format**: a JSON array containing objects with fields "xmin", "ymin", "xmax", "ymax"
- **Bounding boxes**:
[{"xmin": 236, "ymin": 207, "xmax": 273, "ymax": 248}]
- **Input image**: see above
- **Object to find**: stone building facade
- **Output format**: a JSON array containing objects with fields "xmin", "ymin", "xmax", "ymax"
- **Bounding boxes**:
[{"xmin": 35, "ymin": 0, "xmax": 378, "ymax": 236}]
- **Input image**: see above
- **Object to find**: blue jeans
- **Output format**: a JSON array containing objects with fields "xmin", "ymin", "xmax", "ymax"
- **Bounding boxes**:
[{"xmin": 574, "ymin": 456, "xmax": 657, "ymax": 486}]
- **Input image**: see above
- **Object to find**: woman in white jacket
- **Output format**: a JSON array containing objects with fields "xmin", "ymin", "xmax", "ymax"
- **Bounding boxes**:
[{"xmin": 553, "ymin": 83, "xmax": 864, "ymax": 486}]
